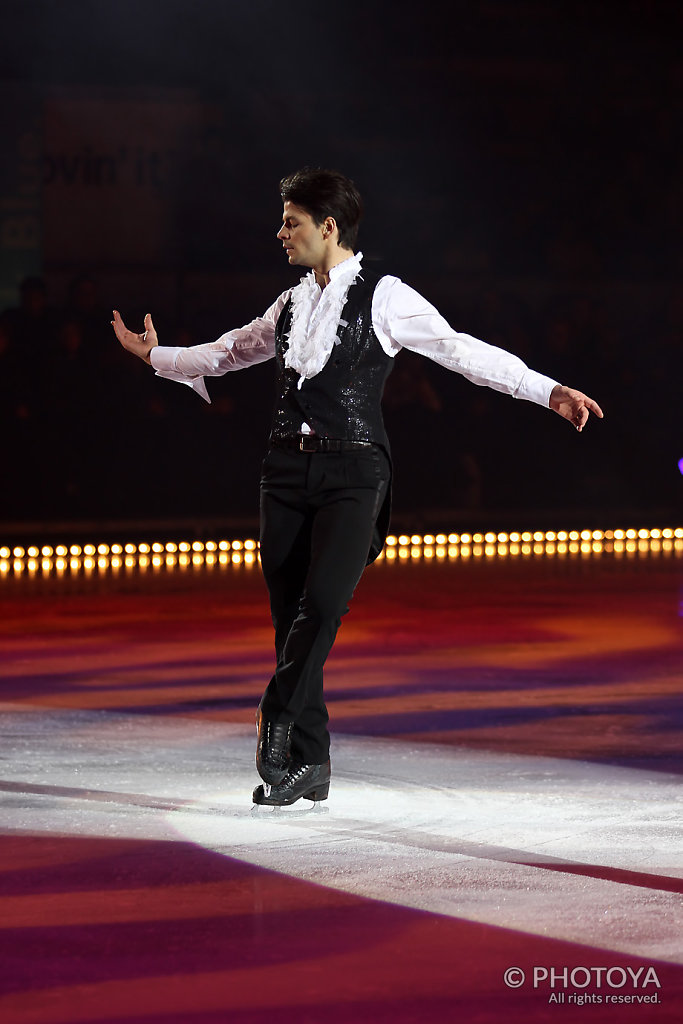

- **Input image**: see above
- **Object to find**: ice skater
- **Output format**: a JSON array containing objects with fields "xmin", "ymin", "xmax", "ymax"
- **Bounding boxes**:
[{"xmin": 112, "ymin": 167, "xmax": 603, "ymax": 806}]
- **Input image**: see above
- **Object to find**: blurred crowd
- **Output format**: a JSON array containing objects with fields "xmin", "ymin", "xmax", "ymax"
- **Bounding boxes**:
[
  {"xmin": 0, "ymin": 274, "xmax": 275, "ymax": 525},
  {"xmin": 384, "ymin": 284, "xmax": 679, "ymax": 522},
  {"xmin": 1, "ymin": 1, "xmax": 680, "ymax": 528}
]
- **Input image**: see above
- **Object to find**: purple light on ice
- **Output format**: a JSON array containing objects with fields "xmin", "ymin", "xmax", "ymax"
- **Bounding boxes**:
[{"xmin": 679, "ymin": 457, "xmax": 683, "ymax": 476}]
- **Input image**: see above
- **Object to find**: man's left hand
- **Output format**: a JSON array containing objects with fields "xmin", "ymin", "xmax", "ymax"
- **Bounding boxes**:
[{"xmin": 549, "ymin": 385, "xmax": 604, "ymax": 432}]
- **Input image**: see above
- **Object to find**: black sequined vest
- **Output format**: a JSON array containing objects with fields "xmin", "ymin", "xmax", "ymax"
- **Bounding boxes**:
[{"xmin": 270, "ymin": 267, "xmax": 394, "ymax": 445}]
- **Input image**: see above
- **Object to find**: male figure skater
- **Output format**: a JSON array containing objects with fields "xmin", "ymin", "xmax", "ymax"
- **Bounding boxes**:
[{"xmin": 112, "ymin": 167, "xmax": 603, "ymax": 807}]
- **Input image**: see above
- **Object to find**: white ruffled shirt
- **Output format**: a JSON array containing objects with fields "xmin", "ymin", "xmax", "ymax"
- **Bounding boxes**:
[
  {"xmin": 284, "ymin": 250, "xmax": 364, "ymax": 387},
  {"xmin": 150, "ymin": 253, "xmax": 559, "ymax": 411}
]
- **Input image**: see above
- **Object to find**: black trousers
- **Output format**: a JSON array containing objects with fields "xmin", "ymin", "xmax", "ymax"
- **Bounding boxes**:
[{"xmin": 258, "ymin": 444, "xmax": 391, "ymax": 765}]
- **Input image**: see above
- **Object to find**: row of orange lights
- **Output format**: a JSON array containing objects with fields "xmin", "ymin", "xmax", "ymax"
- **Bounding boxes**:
[
  {"xmin": 380, "ymin": 528, "xmax": 683, "ymax": 561},
  {"xmin": 0, "ymin": 528, "xmax": 681, "ymax": 575},
  {"xmin": 0, "ymin": 539, "xmax": 259, "ymax": 575},
  {"xmin": 386, "ymin": 527, "xmax": 682, "ymax": 546}
]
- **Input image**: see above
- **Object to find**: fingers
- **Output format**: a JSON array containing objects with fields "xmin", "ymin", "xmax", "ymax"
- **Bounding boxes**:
[
  {"xmin": 558, "ymin": 388, "xmax": 604, "ymax": 432},
  {"xmin": 584, "ymin": 396, "xmax": 604, "ymax": 418},
  {"xmin": 570, "ymin": 404, "xmax": 585, "ymax": 431},
  {"xmin": 573, "ymin": 394, "xmax": 604, "ymax": 432},
  {"xmin": 111, "ymin": 310, "xmax": 150, "ymax": 334},
  {"xmin": 143, "ymin": 312, "xmax": 158, "ymax": 339},
  {"xmin": 111, "ymin": 309, "xmax": 129, "ymax": 342},
  {"xmin": 111, "ymin": 310, "xmax": 151, "ymax": 362}
]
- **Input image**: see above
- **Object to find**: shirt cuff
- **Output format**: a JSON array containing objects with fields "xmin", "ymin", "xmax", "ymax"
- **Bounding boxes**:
[
  {"xmin": 514, "ymin": 370, "xmax": 559, "ymax": 408},
  {"xmin": 149, "ymin": 346, "xmax": 211, "ymax": 403},
  {"xmin": 150, "ymin": 346, "xmax": 181, "ymax": 373}
]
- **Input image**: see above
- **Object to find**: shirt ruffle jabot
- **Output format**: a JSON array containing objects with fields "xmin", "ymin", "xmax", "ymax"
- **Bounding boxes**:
[{"xmin": 283, "ymin": 252, "xmax": 363, "ymax": 389}]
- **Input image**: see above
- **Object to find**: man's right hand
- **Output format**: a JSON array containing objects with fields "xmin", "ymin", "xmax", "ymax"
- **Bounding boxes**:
[{"xmin": 111, "ymin": 311, "xmax": 158, "ymax": 363}]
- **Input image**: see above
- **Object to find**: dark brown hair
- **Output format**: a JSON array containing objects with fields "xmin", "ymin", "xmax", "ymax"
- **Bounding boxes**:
[{"xmin": 279, "ymin": 167, "xmax": 363, "ymax": 249}]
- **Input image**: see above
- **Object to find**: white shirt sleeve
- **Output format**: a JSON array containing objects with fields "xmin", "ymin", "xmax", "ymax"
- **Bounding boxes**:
[
  {"xmin": 371, "ymin": 275, "xmax": 559, "ymax": 408},
  {"xmin": 149, "ymin": 290, "xmax": 290, "ymax": 403}
]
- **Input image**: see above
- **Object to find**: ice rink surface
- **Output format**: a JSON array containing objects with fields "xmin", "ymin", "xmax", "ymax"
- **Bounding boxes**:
[
  {"xmin": 2, "ymin": 711, "xmax": 681, "ymax": 963},
  {"xmin": 0, "ymin": 544, "xmax": 681, "ymax": 1021}
]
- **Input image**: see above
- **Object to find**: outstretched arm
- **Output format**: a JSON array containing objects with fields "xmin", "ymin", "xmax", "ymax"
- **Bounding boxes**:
[
  {"xmin": 111, "ymin": 310, "xmax": 158, "ymax": 363},
  {"xmin": 110, "ymin": 291, "xmax": 288, "ymax": 403},
  {"xmin": 372, "ymin": 278, "xmax": 604, "ymax": 429},
  {"xmin": 549, "ymin": 384, "xmax": 604, "ymax": 432}
]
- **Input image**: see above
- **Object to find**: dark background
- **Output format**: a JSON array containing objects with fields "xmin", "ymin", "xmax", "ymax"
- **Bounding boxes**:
[{"xmin": 1, "ymin": 0, "xmax": 680, "ymax": 537}]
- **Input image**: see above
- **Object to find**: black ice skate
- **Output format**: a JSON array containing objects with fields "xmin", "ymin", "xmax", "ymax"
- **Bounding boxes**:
[
  {"xmin": 252, "ymin": 760, "xmax": 331, "ymax": 806},
  {"xmin": 256, "ymin": 709, "xmax": 293, "ymax": 785}
]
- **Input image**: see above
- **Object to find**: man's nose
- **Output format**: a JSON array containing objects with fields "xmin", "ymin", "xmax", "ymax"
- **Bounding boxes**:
[{"xmin": 277, "ymin": 226, "xmax": 287, "ymax": 240}]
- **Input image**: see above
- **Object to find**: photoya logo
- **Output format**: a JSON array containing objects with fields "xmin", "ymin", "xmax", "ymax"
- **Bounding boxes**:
[{"xmin": 504, "ymin": 964, "xmax": 662, "ymax": 992}]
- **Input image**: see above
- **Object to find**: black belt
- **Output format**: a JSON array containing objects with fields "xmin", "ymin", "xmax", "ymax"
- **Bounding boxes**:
[{"xmin": 271, "ymin": 436, "xmax": 375, "ymax": 453}]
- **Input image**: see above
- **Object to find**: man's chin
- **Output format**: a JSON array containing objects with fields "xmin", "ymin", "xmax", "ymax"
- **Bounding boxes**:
[{"xmin": 284, "ymin": 250, "xmax": 313, "ymax": 269}]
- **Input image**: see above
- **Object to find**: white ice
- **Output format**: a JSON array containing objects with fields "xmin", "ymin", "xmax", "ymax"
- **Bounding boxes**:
[{"xmin": 1, "ymin": 707, "xmax": 681, "ymax": 963}]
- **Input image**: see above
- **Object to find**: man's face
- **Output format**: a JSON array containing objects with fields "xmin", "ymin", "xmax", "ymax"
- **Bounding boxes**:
[{"xmin": 277, "ymin": 201, "xmax": 327, "ymax": 268}]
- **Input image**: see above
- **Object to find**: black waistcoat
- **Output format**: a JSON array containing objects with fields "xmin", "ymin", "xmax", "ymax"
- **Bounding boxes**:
[{"xmin": 270, "ymin": 267, "xmax": 394, "ymax": 445}]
